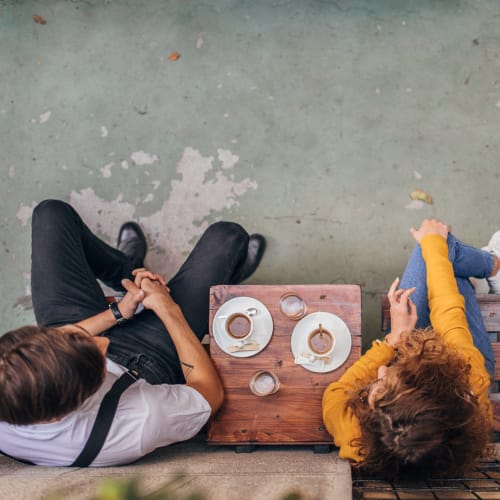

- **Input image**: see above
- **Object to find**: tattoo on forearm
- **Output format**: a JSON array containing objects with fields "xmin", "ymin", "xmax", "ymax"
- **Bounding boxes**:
[{"xmin": 180, "ymin": 360, "xmax": 194, "ymax": 377}]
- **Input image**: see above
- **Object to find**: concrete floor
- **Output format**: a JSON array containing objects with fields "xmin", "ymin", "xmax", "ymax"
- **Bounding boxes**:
[
  {"xmin": 0, "ymin": 438, "xmax": 352, "ymax": 500},
  {"xmin": 1, "ymin": 0, "xmax": 500, "ymax": 498}
]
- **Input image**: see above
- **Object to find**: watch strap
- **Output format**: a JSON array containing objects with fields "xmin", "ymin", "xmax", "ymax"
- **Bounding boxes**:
[{"xmin": 109, "ymin": 301, "xmax": 125, "ymax": 324}]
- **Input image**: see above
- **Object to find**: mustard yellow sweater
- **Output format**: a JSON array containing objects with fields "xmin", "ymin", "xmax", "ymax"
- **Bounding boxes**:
[{"xmin": 322, "ymin": 234, "xmax": 492, "ymax": 462}]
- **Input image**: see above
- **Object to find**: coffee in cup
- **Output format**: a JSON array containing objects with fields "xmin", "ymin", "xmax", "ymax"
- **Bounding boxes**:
[
  {"xmin": 225, "ymin": 312, "xmax": 253, "ymax": 341},
  {"xmin": 307, "ymin": 323, "xmax": 335, "ymax": 357}
]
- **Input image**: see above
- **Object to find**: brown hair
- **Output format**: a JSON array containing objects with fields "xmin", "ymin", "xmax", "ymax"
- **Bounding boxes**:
[
  {"xmin": 347, "ymin": 329, "xmax": 492, "ymax": 479},
  {"xmin": 0, "ymin": 325, "xmax": 105, "ymax": 425}
]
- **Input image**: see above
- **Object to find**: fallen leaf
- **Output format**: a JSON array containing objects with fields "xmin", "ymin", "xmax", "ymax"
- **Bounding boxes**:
[
  {"xmin": 409, "ymin": 188, "xmax": 433, "ymax": 204},
  {"xmin": 32, "ymin": 14, "xmax": 47, "ymax": 25},
  {"xmin": 168, "ymin": 52, "xmax": 181, "ymax": 61}
]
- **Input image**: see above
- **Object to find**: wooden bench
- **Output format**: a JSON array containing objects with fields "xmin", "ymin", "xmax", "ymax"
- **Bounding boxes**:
[{"xmin": 382, "ymin": 294, "xmax": 500, "ymax": 434}]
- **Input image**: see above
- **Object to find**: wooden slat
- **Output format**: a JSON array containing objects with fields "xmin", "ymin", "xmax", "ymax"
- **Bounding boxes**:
[
  {"xmin": 381, "ymin": 295, "xmax": 390, "ymax": 333},
  {"xmin": 494, "ymin": 343, "xmax": 500, "ymax": 382},
  {"xmin": 494, "ymin": 400, "xmax": 500, "ymax": 434}
]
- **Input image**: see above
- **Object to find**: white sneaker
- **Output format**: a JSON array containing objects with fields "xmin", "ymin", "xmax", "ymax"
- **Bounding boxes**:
[{"xmin": 483, "ymin": 231, "xmax": 500, "ymax": 294}]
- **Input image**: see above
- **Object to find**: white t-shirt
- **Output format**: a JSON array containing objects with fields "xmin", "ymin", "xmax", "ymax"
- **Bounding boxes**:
[{"xmin": 0, "ymin": 359, "xmax": 211, "ymax": 466}]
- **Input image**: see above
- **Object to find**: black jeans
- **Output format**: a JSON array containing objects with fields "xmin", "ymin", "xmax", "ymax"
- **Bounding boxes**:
[{"xmin": 31, "ymin": 200, "xmax": 249, "ymax": 384}]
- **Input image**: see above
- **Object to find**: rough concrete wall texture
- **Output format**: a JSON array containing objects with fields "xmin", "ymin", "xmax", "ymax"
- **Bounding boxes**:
[{"xmin": 1, "ymin": 0, "xmax": 500, "ymax": 347}]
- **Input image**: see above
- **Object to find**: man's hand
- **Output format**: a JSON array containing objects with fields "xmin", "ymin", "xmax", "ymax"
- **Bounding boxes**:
[
  {"xmin": 410, "ymin": 219, "xmax": 449, "ymax": 243},
  {"xmin": 132, "ymin": 267, "xmax": 167, "ymax": 288},
  {"xmin": 139, "ymin": 277, "xmax": 177, "ymax": 313},
  {"xmin": 119, "ymin": 268, "xmax": 167, "ymax": 319},
  {"xmin": 385, "ymin": 277, "xmax": 418, "ymax": 348}
]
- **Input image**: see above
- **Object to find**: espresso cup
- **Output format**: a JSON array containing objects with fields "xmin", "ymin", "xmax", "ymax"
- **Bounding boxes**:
[
  {"xmin": 225, "ymin": 312, "xmax": 253, "ymax": 341},
  {"xmin": 307, "ymin": 324, "xmax": 335, "ymax": 357},
  {"xmin": 249, "ymin": 370, "xmax": 280, "ymax": 396}
]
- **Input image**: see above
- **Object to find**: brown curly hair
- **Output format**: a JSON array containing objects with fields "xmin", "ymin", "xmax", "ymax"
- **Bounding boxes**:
[{"xmin": 347, "ymin": 329, "xmax": 492, "ymax": 479}]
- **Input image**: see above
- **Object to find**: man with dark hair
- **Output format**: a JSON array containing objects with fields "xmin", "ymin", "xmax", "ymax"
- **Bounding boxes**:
[{"xmin": 0, "ymin": 199, "xmax": 265, "ymax": 466}]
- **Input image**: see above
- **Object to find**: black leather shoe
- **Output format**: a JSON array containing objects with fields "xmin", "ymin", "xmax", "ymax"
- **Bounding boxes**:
[
  {"xmin": 117, "ymin": 222, "xmax": 147, "ymax": 269},
  {"xmin": 232, "ymin": 234, "xmax": 266, "ymax": 283}
]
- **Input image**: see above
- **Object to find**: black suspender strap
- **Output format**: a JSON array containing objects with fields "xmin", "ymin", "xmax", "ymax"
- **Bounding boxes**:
[
  {"xmin": 0, "ymin": 369, "xmax": 139, "ymax": 467},
  {"xmin": 71, "ymin": 369, "xmax": 139, "ymax": 467}
]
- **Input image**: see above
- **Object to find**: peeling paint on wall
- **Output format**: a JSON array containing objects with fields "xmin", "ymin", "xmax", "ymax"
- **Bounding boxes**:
[
  {"xmin": 23, "ymin": 272, "xmax": 31, "ymax": 297},
  {"xmin": 405, "ymin": 200, "xmax": 425, "ymax": 210},
  {"xmin": 67, "ymin": 147, "xmax": 257, "ymax": 279},
  {"xmin": 131, "ymin": 150, "xmax": 159, "ymax": 166},
  {"xmin": 100, "ymin": 162, "xmax": 114, "ymax": 178},
  {"xmin": 39, "ymin": 110, "xmax": 51, "ymax": 124},
  {"xmin": 217, "ymin": 148, "xmax": 239, "ymax": 169},
  {"xmin": 196, "ymin": 32, "xmax": 205, "ymax": 49},
  {"xmin": 16, "ymin": 202, "xmax": 37, "ymax": 226}
]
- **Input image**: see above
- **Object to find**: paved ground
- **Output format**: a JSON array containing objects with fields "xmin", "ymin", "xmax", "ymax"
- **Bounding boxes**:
[{"xmin": 0, "ymin": 438, "xmax": 352, "ymax": 500}]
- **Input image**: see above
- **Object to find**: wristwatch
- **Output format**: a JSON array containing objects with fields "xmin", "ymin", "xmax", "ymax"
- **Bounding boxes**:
[{"xmin": 109, "ymin": 301, "xmax": 126, "ymax": 325}]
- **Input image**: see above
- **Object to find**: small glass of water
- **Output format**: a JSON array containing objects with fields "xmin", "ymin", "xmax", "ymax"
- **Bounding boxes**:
[{"xmin": 249, "ymin": 370, "xmax": 280, "ymax": 396}]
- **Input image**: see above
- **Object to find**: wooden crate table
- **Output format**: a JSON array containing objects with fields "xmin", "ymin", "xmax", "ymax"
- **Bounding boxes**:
[{"xmin": 207, "ymin": 284, "xmax": 362, "ymax": 448}]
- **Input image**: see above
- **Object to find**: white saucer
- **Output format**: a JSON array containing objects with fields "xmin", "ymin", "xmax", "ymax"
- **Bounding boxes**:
[
  {"xmin": 291, "ymin": 312, "xmax": 352, "ymax": 373},
  {"xmin": 212, "ymin": 297, "xmax": 273, "ymax": 357}
]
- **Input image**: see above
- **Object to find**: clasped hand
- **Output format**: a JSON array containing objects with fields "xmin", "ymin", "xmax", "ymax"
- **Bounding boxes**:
[{"xmin": 118, "ymin": 268, "xmax": 170, "ymax": 319}]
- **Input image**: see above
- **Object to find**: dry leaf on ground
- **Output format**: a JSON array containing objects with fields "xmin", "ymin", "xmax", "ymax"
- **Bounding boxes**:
[
  {"xmin": 409, "ymin": 188, "xmax": 433, "ymax": 204},
  {"xmin": 32, "ymin": 14, "xmax": 47, "ymax": 25}
]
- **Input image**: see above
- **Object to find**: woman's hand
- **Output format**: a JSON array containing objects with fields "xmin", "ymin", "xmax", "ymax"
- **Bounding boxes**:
[
  {"xmin": 119, "ymin": 268, "xmax": 167, "ymax": 319},
  {"xmin": 410, "ymin": 219, "xmax": 449, "ymax": 243},
  {"xmin": 385, "ymin": 277, "xmax": 418, "ymax": 348}
]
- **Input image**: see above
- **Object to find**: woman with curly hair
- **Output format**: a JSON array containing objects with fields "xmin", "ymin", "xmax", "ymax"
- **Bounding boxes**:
[{"xmin": 322, "ymin": 219, "xmax": 496, "ymax": 479}]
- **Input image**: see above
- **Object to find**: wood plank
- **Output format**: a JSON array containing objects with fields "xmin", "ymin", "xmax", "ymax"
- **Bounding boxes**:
[
  {"xmin": 494, "ymin": 400, "xmax": 500, "ymax": 434},
  {"xmin": 494, "ymin": 343, "xmax": 500, "ymax": 382},
  {"xmin": 208, "ymin": 284, "xmax": 362, "ymax": 445}
]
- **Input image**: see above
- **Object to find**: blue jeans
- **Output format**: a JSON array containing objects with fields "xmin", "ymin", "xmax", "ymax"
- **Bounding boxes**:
[{"xmin": 399, "ymin": 234, "xmax": 495, "ymax": 377}]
